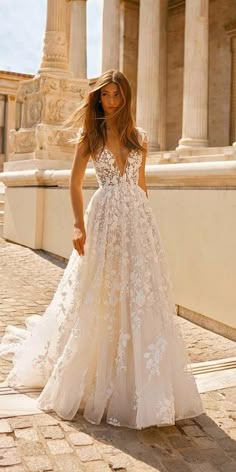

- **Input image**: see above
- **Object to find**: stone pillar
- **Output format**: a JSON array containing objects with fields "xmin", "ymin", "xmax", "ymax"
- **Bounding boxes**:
[
  {"xmin": 65, "ymin": 0, "xmax": 72, "ymax": 56},
  {"xmin": 102, "ymin": 0, "xmax": 120, "ymax": 71},
  {"xmin": 5, "ymin": 95, "xmax": 16, "ymax": 161},
  {"xmin": 178, "ymin": 0, "xmax": 209, "ymax": 149},
  {"xmin": 136, "ymin": 0, "xmax": 161, "ymax": 151},
  {"xmin": 40, "ymin": 0, "xmax": 70, "ymax": 76},
  {"xmin": 225, "ymin": 22, "xmax": 236, "ymax": 145},
  {"xmin": 69, "ymin": 0, "xmax": 87, "ymax": 78},
  {"xmin": 158, "ymin": 0, "xmax": 168, "ymax": 151},
  {"xmin": 120, "ymin": 0, "xmax": 139, "ymax": 118}
]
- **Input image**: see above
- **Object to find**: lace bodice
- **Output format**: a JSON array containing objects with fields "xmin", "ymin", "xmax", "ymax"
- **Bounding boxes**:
[
  {"xmin": 79, "ymin": 127, "xmax": 148, "ymax": 188},
  {"xmin": 93, "ymin": 147, "xmax": 143, "ymax": 188}
]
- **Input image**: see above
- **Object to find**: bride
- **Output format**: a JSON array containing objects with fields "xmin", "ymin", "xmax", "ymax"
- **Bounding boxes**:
[{"xmin": 0, "ymin": 69, "xmax": 203, "ymax": 429}]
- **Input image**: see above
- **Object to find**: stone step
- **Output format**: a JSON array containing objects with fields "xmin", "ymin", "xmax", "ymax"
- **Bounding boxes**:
[
  {"xmin": 0, "ymin": 211, "xmax": 4, "ymax": 224},
  {"xmin": 190, "ymin": 356, "xmax": 236, "ymax": 375}
]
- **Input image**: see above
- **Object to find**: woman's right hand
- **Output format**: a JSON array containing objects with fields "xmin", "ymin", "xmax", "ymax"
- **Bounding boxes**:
[{"xmin": 72, "ymin": 226, "xmax": 86, "ymax": 256}]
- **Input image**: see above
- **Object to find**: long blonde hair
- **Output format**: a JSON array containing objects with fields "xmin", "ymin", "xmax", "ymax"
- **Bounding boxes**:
[{"xmin": 64, "ymin": 69, "xmax": 145, "ymax": 158}]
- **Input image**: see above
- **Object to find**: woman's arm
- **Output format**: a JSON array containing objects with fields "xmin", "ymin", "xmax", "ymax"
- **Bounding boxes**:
[
  {"xmin": 138, "ymin": 141, "xmax": 148, "ymax": 198},
  {"xmin": 69, "ymin": 139, "xmax": 90, "ymax": 255}
]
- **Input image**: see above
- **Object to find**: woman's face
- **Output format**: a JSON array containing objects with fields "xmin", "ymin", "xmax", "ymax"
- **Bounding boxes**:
[{"xmin": 100, "ymin": 82, "xmax": 122, "ymax": 116}]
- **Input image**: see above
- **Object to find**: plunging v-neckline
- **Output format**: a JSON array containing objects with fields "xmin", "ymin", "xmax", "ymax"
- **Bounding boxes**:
[{"xmin": 105, "ymin": 147, "xmax": 132, "ymax": 177}]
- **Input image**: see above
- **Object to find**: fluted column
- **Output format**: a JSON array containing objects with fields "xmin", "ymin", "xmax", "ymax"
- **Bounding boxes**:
[
  {"xmin": 69, "ymin": 0, "xmax": 87, "ymax": 78},
  {"xmin": 158, "ymin": 0, "xmax": 168, "ymax": 151},
  {"xmin": 102, "ymin": 0, "xmax": 120, "ymax": 71},
  {"xmin": 136, "ymin": 0, "xmax": 161, "ymax": 151},
  {"xmin": 40, "ymin": 0, "xmax": 70, "ymax": 76},
  {"xmin": 178, "ymin": 0, "xmax": 209, "ymax": 149},
  {"xmin": 225, "ymin": 23, "xmax": 236, "ymax": 145},
  {"xmin": 65, "ymin": 0, "xmax": 72, "ymax": 56},
  {"xmin": 231, "ymin": 37, "xmax": 236, "ymax": 145}
]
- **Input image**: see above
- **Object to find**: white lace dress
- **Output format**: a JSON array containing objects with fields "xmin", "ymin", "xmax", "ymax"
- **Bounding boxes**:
[{"xmin": 0, "ymin": 127, "xmax": 204, "ymax": 429}]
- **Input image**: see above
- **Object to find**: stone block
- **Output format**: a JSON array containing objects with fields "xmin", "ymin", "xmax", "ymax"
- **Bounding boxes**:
[
  {"xmin": 182, "ymin": 426, "xmax": 206, "ymax": 437},
  {"xmin": 14, "ymin": 428, "xmax": 39, "ymax": 441},
  {"xmin": 34, "ymin": 414, "xmax": 59, "ymax": 426},
  {"xmin": 39, "ymin": 425, "xmax": 64, "ymax": 439},
  {"xmin": 46, "ymin": 439, "xmax": 73, "ymax": 455},
  {"xmin": 17, "ymin": 439, "xmax": 46, "ymax": 456},
  {"xmin": 24, "ymin": 455, "xmax": 53, "ymax": 471},
  {"xmin": 68, "ymin": 432, "xmax": 94, "ymax": 446},
  {"xmin": 54, "ymin": 454, "xmax": 85, "ymax": 472},
  {"xmin": 76, "ymin": 445, "xmax": 102, "ymax": 462},
  {"xmin": 0, "ymin": 447, "xmax": 22, "ymax": 466},
  {"xmin": 167, "ymin": 434, "xmax": 193, "ymax": 449},
  {"xmin": 0, "ymin": 434, "xmax": 15, "ymax": 448},
  {"xmin": 8, "ymin": 416, "xmax": 34, "ymax": 429},
  {"xmin": 0, "ymin": 419, "xmax": 13, "ymax": 433},
  {"xmin": 85, "ymin": 461, "xmax": 111, "ymax": 472}
]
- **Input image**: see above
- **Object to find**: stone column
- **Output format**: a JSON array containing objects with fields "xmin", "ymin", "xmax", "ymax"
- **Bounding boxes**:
[
  {"xmin": 158, "ymin": 0, "xmax": 168, "ymax": 151},
  {"xmin": 4, "ymin": 95, "xmax": 16, "ymax": 161},
  {"xmin": 102, "ymin": 0, "xmax": 120, "ymax": 71},
  {"xmin": 69, "ymin": 0, "xmax": 87, "ymax": 78},
  {"xmin": 178, "ymin": 0, "xmax": 209, "ymax": 149},
  {"xmin": 136, "ymin": 0, "xmax": 161, "ymax": 151},
  {"xmin": 225, "ymin": 23, "xmax": 236, "ymax": 145},
  {"xmin": 65, "ymin": 0, "xmax": 72, "ymax": 56},
  {"xmin": 231, "ymin": 37, "xmax": 236, "ymax": 145},
  {"xmin": 120, "ymin": 0, "xmax": 139, "ymax": 118},
  {"xmin": 40, "ymin": 0, "xmax": 70, "ymax": 76}
]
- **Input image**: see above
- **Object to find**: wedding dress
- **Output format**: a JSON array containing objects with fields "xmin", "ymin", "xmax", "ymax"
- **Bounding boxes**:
[{"xmin": 0, "ymin": 127, "xmax": 203, "ymax": 429}]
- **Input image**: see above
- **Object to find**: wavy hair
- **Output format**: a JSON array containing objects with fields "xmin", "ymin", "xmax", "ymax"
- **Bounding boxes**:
[{"xmin": 64, "ymin": 69, "xmax": 145, "ymax": 158}]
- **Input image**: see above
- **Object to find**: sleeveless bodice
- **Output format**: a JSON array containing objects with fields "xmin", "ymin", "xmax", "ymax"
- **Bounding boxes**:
[{"xmin": 92, "ymin": 147, "xmax": 143, "ymax": 188}]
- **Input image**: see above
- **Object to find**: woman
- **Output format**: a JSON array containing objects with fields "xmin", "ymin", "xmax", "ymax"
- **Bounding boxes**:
[{"xmin": 0, "ymin": 70, "xmax": 203, "ymax": 429}]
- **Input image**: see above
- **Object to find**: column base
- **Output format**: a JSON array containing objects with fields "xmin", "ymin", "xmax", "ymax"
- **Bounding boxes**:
[{"xmin": 177, "ymin": 137, "xmax": 209, "ymax": 150}]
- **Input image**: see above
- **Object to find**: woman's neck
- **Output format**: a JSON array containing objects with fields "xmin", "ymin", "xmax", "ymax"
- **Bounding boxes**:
[{"xmin": 105, "ymin": 116, "xmax": 118, "ymax": 133}]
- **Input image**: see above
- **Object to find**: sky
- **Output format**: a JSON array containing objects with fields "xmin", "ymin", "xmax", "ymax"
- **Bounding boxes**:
[{"xmin": 0, "ymin": 0, "xmax": 103, "ymax": 78}]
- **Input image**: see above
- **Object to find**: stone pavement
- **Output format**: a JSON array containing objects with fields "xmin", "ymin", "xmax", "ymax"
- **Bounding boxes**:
[{"xmin": 0, "ymin": 237, "xmax": 236, "ymax": 471}]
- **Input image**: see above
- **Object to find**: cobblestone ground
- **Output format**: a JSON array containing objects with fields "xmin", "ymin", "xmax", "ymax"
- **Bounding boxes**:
[{"xmin": 0, "ymin": 237, "xmax": 236, "ymax": 472}]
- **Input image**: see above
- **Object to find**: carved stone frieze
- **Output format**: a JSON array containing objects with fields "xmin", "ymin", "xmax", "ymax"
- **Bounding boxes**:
[
  {"xmin": 10, "ymin": 72, "xmax": 89, "ymax": 162},
  {"xmin": 16, "ymin": 74, "xmax": 89, "ymax": 129},
  {"xmin": 17, "ymin": 77, "xmax": 41, "ymax": 101},
  {"xmin": 46, "ymin": 97, "xmax": 78, "ymax": 124},
  {"xmin": 41, "ymin": 77, "xmax": 60, "ymax": 93},
  {"xmin": 10, "ymin": 129, "xmax": 36, "ymax": 154},
  {"xmin": 11, "ymin": 123, "xmax": 77, "ymax": 156},
  {"xmin": 27, "ymin": 99, "xmax": 43, "ymax": 127}
]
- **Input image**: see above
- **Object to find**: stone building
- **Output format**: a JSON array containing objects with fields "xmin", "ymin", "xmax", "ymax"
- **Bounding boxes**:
[
  {"xmin": 0, "ymin": 71, "xmax": 33, "ymax": 172},
  {"xmin": 0, "ymin": 0, "xmax": 236, "ymax": 339}
]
